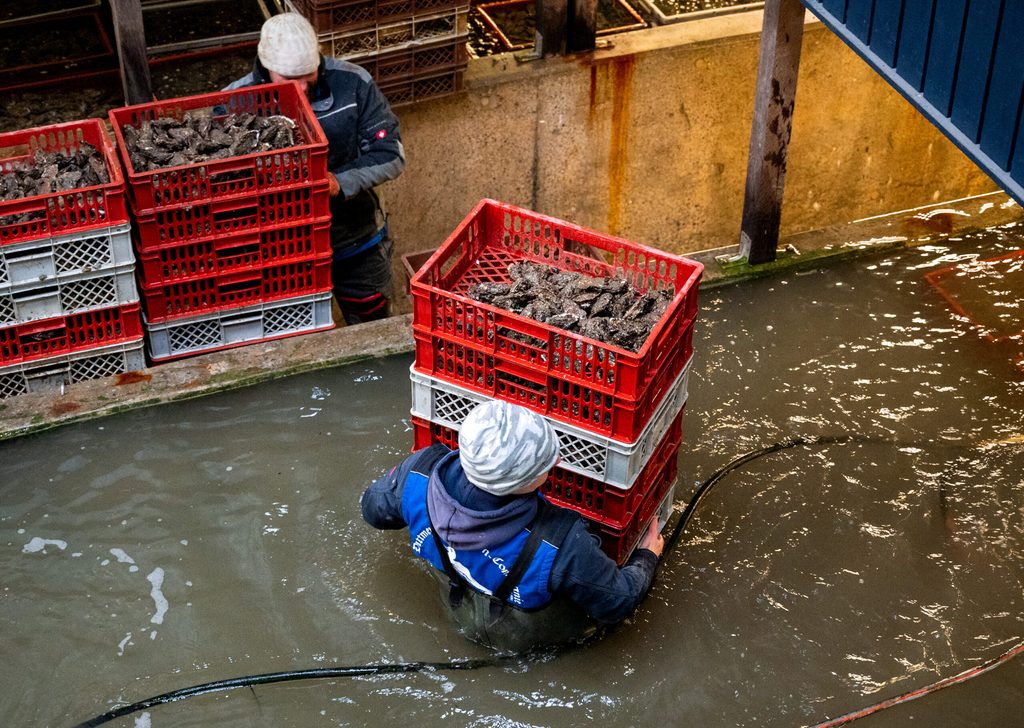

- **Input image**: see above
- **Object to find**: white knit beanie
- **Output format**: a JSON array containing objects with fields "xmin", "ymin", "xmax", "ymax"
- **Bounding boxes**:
[
  {"xmin": 258, "ymin": 14, "xmax": 320, "ymax": 78},
  {"xmin": 458, "ymin": 401, "xmax": 560, "ymax": 497}
]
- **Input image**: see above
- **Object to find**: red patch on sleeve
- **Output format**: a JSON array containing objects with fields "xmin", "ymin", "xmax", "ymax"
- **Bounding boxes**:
[{"xmin": 376, "ymin": 129, "xmax": 388, "ymax": 139}]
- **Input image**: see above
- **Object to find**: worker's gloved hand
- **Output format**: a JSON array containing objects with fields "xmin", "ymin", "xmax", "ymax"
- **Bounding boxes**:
[
  {"xmin": 328, "ymin": 173, "xmax": 341, "ymax": 198},
  {"xmin": 640, "ymin": 519, "xmax": 664, "ymax": 558}
]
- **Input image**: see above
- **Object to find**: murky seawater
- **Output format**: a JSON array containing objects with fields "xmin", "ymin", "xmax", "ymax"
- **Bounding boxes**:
[{"xmin": 2, "ymin": 225, "xmax": 1023, "ymax": 727}]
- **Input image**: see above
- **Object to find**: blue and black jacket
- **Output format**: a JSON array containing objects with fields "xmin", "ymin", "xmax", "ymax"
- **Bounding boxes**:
[
  {"xmin": 225, "ymin": 55, "xmax": 405, "ymax": 257},
  {"xmin": 361, "ymin": 445, "xmax": 659, "ymax": 627}
]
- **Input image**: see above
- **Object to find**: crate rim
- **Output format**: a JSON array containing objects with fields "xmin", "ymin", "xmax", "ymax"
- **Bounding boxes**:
[
  {"xmin": 410, "ymin": 198, "xmax": 704, "ymax": 358},
  {"xmin": 107, "ymin": 81, "xmax": 329, "ymax": 178}
]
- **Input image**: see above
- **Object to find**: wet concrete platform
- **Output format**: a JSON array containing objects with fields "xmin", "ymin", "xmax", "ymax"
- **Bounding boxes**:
[{"xmin": 1, "ymin": 191, "xmax": 1019, "ymax": 441}]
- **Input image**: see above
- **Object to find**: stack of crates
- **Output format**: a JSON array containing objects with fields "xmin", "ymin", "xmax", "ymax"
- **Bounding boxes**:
[
  {"xmin": 287, "ymin": 0, "xmax": 470, "ymax": 107},
  {"xmin": 0, "ymin": 120, "xmax": 143, "ymax": 400},
  {"xmin": 408, "ymin": 199, "xmax": 703, "ymax": 564},
  {"xmin": 108, "ymin": 83, "xmax": 336, "ymax": 362}
]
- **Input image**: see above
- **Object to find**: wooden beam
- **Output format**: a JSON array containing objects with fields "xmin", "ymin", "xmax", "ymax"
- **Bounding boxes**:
[
  {"xmin": 567, "ymin": 0, "xmax": 597, "ymax": 53},
  {"xmin": 535, "ymin": 0, "xmax": 568, "ymax": 57},
  {"xmin": 738, "ymin": 0, "xmax": 806, "ymax": 265},
  {"xmin": 109, "ymin": 0, "xmax": 153, "ymax": 105}
]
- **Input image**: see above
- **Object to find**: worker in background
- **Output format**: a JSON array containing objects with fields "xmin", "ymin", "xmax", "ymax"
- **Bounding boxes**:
[
  {"xmin": 225, "ymin": 13, "xmax": 405, "ymax": 324},
  {"xmin": 361, "ymin": 400, "xmax": 664, "ymax": 651}
]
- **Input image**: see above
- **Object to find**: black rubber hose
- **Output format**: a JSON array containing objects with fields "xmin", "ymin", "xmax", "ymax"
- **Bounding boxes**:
[
  {"xmin": 69, "ymin": 433, "xmax": 1018, "ymax": 728},
  {"xmin": 70, "ymin": 657, "xmax": 518, "ymax": 728}
]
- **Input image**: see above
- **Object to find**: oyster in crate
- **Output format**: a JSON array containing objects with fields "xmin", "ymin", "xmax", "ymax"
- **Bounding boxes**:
[
  {"xmin": 122, "ymin": 111, "xmax": 299, "ymax": 171},
  {"xmin": 467, "ymin": 261, "xmax": 673, "ymax": 352}
]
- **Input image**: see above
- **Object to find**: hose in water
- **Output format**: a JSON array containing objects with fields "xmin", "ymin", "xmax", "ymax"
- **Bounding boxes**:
[
  {"xmin": 70, "ymin": 433, "xmax": 1024, "ymax": 728},
  {"xmin": 71, "ymin": 658, "xmax": 516, "ymax": 728}
]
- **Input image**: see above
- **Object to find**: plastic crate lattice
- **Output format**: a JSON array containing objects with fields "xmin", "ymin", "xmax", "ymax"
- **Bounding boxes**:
[
  {"xmin": 168, "ymin": 318, "xmax": 221, "ymax": 352},
  {"xmin": 71, "ymin": 350, "xmax": 126, "ymax": 382},
  {"xmin": 59, "ymin": 276, "xmax": 118, "ymax": 313},
  {"xmin": 265, "ymin": 299, "xmax": 316, "ymax": 333}
]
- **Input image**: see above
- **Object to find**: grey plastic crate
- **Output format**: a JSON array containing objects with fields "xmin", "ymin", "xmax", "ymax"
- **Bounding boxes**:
[
  {"xmin": 410, "ymin": 358, "xmax": 690, "ymax": 488},
  {"xmin": 0, "ymin": 337, "xmax": 145, "ymax": 400},
  {"xmin": 0, "ymin": 223, "xmax": 134, "ymax": 294},
  {"xmin": 635, "ymin": 0, "xmax": 761, "ymax": 25},
  {"xmin": 0, "ymin": 263, "xmax": 139, "ymax": 328},
  {"xmin": 145, "ymin": 292, "xmax": 334, "ymax": 361}
]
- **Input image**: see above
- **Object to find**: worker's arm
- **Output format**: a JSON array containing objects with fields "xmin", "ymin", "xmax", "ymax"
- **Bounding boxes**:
[
  {"xmin": 331, "ymin": 77, "xmax": 405, "ymax": 200},
  {"xmin": 360, "ymin": 465, "xmax": 407, "ymax": 529},
  {"xmin": 549, "ymin": 520, "xmax": 662, "ymax": 625}
]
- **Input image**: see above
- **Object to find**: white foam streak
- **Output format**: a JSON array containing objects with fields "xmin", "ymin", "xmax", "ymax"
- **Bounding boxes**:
[{"xmin": 147, "ymin": 568, "xmax": 169, "ymax": 625}]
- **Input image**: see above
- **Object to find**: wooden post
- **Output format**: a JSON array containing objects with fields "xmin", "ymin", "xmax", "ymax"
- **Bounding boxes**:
[
  {"xmin": 535, "ymin": 0, "xmax": 568, "ymax": 57},
  {"xmin": 109, "ymin": 0, "xmax": 153, "ymax": 105},
  {"xmin": 567, "ymin": 0, "xmax": 597, "ymax": 53},
  {"xmin": 738, "ymin": 0, "xmax": 806, "ymax": 265}
]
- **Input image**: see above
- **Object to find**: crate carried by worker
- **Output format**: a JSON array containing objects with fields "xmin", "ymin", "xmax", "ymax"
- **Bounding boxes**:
[{"xmin": 407, "ymin": 199, "xmax": 703, "ymax": 564}]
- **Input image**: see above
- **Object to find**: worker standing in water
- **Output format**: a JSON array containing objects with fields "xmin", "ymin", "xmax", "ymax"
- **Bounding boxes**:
[
  {"xmin": 226, "ymin": 13, "xmax": 405, "ymax": 324},
  {"xmin": 361, "ymin": 400, "xmax": 664, "ymax": 651}
]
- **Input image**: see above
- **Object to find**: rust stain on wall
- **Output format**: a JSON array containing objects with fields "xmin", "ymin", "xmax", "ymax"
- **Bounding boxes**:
[{"xmin": 607, "ymin": 55, "xmax": 635, "ymax": 236}]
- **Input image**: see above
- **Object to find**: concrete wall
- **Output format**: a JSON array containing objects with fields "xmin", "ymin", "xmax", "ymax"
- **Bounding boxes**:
[{"xmin": 380, "ymin": 11, "xmax": 997, "ymax": 306}]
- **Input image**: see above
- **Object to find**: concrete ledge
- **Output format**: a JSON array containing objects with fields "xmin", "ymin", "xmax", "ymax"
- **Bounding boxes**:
[
  {"xmin": 692, "ymin": 191, "xmax": 1022, "ymax": 288},
  {"xmin": 0, "ymin": 315, "xmax": 414, "ymax": 441},
  {"xmin": 0, "ymin": 191, "xmax": 1018, "ymax": 441}
]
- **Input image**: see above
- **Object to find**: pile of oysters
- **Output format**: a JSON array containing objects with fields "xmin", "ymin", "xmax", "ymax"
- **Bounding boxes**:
[
  {"xmin": 122, "ymin": 112, "xmax": 298, "ymax": 171},
  {"xmin": 0, "ymin": 142, "xmax": 109, "ymax": 201},
  {"xmin": 466, "ymin": 261, "xmax": 673, "ymax": 352}
]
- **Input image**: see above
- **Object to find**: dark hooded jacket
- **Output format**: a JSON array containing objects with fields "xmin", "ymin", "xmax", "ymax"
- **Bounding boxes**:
[
  {"xmin": 225, "ymin": 55, "xmax": 405, "ymax": 256},
  {"xmin": 362, "ymin": 447, "xmax": 659, "ymax": 627}
]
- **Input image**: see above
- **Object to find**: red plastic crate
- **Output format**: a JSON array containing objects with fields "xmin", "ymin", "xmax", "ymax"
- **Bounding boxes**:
[
  {"xmin": 0, "ymin": 119, "xmax": 128, "ymax": 246},
  {"xmin": 136, "ymin": 217, "xmax": 332, "ymax": 285},
  {"xmin": 411, "ymin": 409, "xmax": 682, "ymax": 527},
  {"xmin": 589, "ymin": 460, "xmax": 678, "ymax": 565},
  {"xmin": 410, "ymin": 199, "xmax": 702, "ymax": 401},
  {"xmin": 295, "ymin": 0, "xmax": 465, "ymax": 33},
  {"xmin": 139, "ymin": 255, "xmax": 332, "ymax": 323},
  {"xmin": 108, "ymin": 82, "xmax": 328, "ymax": 214},
  {"xmin": 132, "ymin": 184, "xmax": 330, "ymax": 252},
  {"xmin": 412, "ymin": 318, "xmax": 693, "ymax": 440},
  {"xmin": 0, "ymin": 302, "xmax": 142, "ymax": 367}
]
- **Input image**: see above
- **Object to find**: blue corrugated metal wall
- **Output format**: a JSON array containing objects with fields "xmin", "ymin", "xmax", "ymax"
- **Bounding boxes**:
[{"xmin": 801, "ymin": 0, "xmax": 1024, "ymax": 206}]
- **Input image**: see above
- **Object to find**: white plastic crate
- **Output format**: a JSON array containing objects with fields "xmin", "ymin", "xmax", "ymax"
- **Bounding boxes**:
[
  {"xmin": 0, "ymin": 263, "xmax": 139, "ymax": 328},
  {"xmin": 145, "ymin": 292, "xmax": 334, "ymax": 361},
  {"xmin": 409, "ymin": 357, "xmax": 690, "ymax": 489},
  {"xmin": 0, "ymin": 222, "xmax": 134, "ymax": 294},
  {"xmin": 0, "ymin": 337, "xmax": 145, "ymax": 400}
]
